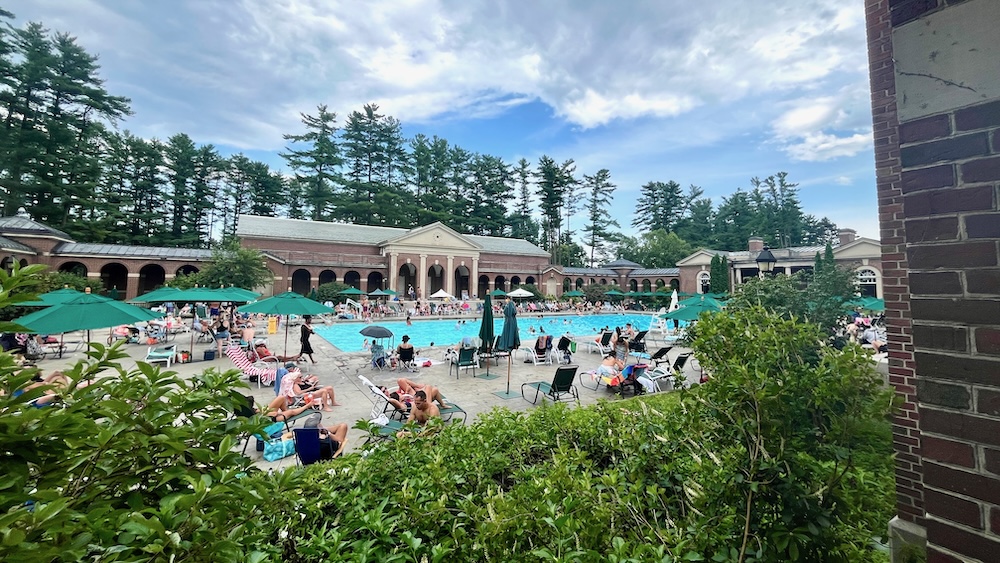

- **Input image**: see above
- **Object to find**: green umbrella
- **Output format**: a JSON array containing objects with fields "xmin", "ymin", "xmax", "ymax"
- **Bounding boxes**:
[
  {"xmin": 108, "ymin": 287, "xmax": 120, "ymax": 300},
  {"xmin": 129, "ymin": 286, "xmax": 183, "ymax": 304},
  {"xmin": 677, "ymin": 295, "xmax": 726, "ymax": 310},
  {"xmin": 489, "ymin": 289, "xmax": 507, "ymax": 297},
  {"xmin": 368, "ymin": 289, "xmax": 389, "ymax": 297},
  {"xmin": 15, "ymin": 293, "xmax": 162, "ymax": 352},
  {"xmin": 494, "ymin": 300, "xmax": 521, "ymax": 399},
  {"xmin": 212, "ymin": 286, "xmax": 260, "ymax": 302},
  {"xmin": 563, "ymin": 290, "xmax": 584, "ymax": 298},
  {"xmin": 339, "ymin": 287, "xmax": 363, "ymax": 296},
  {"xmin": 478, "ymin": 294, "xmax": 496, "ymax": 379},
  {"xmin": 382, "ymin": 289, "xmax": 398, "ymax": 295},
  {"xmin": 604, "ymin": 289, "xmax": 625, "ymax": 298},
  {"xmin": 19, "ymin": 288, "xmax": 84, "ymax": 306},
  {"xmin": 171, "ymin": 287, "xmax": 238, "ymax": 303},
  {"xmin": 661, "ymin": 301, "xmax": 722, "ymax": 322},
  {"xmin": 238, "ymin": 292, "xmax": 335, "ymax": 356}
]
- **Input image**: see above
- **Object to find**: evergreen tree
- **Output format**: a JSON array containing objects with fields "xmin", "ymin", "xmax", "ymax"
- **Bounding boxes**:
[
  {"xmin": 281, "ymin": 105, "xmax": 342, "ymax": 221},
  {"xmin": 410, "ymin": 134, "xmax": 454, "ymax": 226},
  {"xmin": 633, "ymin": 180, "xmax": 686, "ymax": 232},
  {"xmin": 533, "ymin": 155, "xmax": 575, "ymax": 253},
  {"xmin": 340, "ymin": 103, "xmax": 409, "ymax": 225},
  {"xmin": 710, "ymin": 254, "xmax": 730, "ymax": 294},
  {"xmin": 580, "ymin": 169, "xmax": 618, "ymax": 267}
]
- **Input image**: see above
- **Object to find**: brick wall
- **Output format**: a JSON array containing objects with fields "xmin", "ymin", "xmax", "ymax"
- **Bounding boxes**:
[{"xmin": 872, "ymin": 0, "xmax": 1000, "ymax": 559}]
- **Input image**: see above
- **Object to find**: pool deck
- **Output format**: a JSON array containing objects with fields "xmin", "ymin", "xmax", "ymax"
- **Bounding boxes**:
[
  {"xmin": 30, "ymin": 325, "xmax": 698, "ymax": 471},
  {"xmin": 28, "ymin": 320, "xmax": 888, "ymax": 473}
]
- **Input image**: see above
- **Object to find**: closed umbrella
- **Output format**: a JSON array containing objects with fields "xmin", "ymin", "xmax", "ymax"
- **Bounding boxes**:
[
  {"xmin": 478, "ymin": 294, "xmax": 497, "ymax": 379},
  {"xmin": 238, "ymin": 292, "xmax": 335, "ymax": 357},
  {"xmin": 15, "ymin": 293, "xmax": 162, "ymax": 355},
  {"xmin": 668, "ymin": 289, "xmax": 679, "ymax": 312},
  {"xmin": 494, "ymin": 299, "xmax": 521, "ymax": 399}
]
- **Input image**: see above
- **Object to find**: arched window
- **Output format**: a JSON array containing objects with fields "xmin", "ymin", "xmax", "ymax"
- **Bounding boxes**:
[
  {"xmin": 857, "ymin": 268, "xmax": 879, "ymax": 297},
  {"xmin": 698, "ymin": 272, "xmax": 711, "ymax": 294}
]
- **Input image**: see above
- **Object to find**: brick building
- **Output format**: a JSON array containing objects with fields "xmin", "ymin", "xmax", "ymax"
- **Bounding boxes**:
[{"xmin": 867, "ymin": 0, "xmax": 1000, "ymax": 560}]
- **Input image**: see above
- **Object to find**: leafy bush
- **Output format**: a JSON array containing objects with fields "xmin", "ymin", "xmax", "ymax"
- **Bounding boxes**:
[
  {"xmin": 269, "ymin": 306, "xmax": 892, "ymax": 562},
  {"xmin": 0, "ymin": 349, "xmax": 287, "ymax": 562}
]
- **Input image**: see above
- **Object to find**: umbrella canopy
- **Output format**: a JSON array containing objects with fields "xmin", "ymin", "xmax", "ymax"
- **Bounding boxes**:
[
  {"xmin": 563, "ymin": 290, "xmax": 584, "ymax": 298},
  {"xmin": 129, "ymin": 286, "xmax": 183, "ymax": 303},
  {"xmin": 506, "ymin": 288, "xmax": 533, "ymax": 298},
  {"xmin": 368, "ymin": 289, "xmax": 389, "ymax": 297},
  {"xmin": 429, "ymin": 289, "xmax": 455, "ymax": 299},
  {"xmin": 169, "ymin": 287, "xmax": 238, "ymax": 303},
  {"xmin": 382, "ymin": 289, "xmax": 398, "ymax": 295},
  {"xmin": 479, "ymin": 294, "xmax": 494, "ymax": 352},
  {"xmin": 498, "ymin": 300, "xmax": 520, "ymax": 352},
  {"xmin": 661, "ymin": 302, "xmax": 721, "ymax": 322},
  {"xmin": 15, "ymin": 294, "xmax": 161, "ymax": 334},
  {"xmin": 238, "ymin": 291, "xmax": 335, "ymax": 316},
  {"xmin": 359, "ymin": 325, "xmax": 393, "ymax": 339},
  {"xmin": 604, "ymin": 289, "xmax": 625, "ymax": 297},
  {"xmin": 339, "ymin": 287, "xmax": 363, "ymax": 296},
  {"xmin": 19, "ymin": 288, "xmax": 84, "ymax": 306},
  {"xmin": 212, "ymin": 286, "xmax": 260, "ymax": 302},
  {"xmin": 677, "ymin": 295, "xmax": 726, "ymax": 310},
  {"xmin": 489, "ymin": 289, "xmax": 507, "ymax": 297}
]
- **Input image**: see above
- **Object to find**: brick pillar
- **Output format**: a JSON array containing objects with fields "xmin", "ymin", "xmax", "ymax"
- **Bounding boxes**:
[
  {"xmin": 866, "ymin": 0, "xmax": 924, "ymax": 553},
  {"xmin": 871, "ymin": 0, "xmax": 1000, "ymax": 560}
]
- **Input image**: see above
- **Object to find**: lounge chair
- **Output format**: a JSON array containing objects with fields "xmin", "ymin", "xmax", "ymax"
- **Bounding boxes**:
[
  {"xmin": 358, "ymin": 375, "xmax": 405, "ymax": 442},
  {"xmin": 226, "ymin": 346, "xmax": 280, "ymax": 388},
  {"xmin": 450, "ymin": 346, "xmax": 478, "ymax": 379},
  {"xmin": 521, "ymin": 335, "xmax": 553, "ymax": 366},
  {"xmin": 521, "ymin": 365, "xmax": 580, "ymax": 405},
  {"xmin": 647, "ymin": 346, "xmax": 673, "ymax": 368},
  {"xmin": 587, "ymin": 331, "xmax": 614, "ymax": 355},
  {"xmin": 648, "ymin": 352, "xmax": 692, "ymax": 392},
  {"xmin": 144, "ymin": 344, "xmax": 177, "ymax": 368},
  {"xmin": 556, "ymin": 336, "xmax": 575, "ymax": 364},
  {"xmin": 628, "ymin": 330, "xmax": 648, "ymax": 355}
]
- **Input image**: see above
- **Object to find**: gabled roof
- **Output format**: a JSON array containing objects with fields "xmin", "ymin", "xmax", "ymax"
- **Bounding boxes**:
[
  {"xmin": 55, "ymin": 243, "xmax": 214, "ymax": 260},
  {"xmin": 236, "ymin": 215, "xmax": 550, "ymax": 257},
  {"xmin": 0, "ymin": 216, "xmax": 73, "ymax": 241}
]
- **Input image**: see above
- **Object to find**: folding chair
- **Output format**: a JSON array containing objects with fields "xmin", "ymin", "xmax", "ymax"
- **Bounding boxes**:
[
  {"xmin": 292, "ymin": 427, "xmax": 345, "ymax": 465},
  {"xmin": 628, "ymin": 330, "xmax": 648, "ymax": 355},
  {"xmin": 522, "ymin": 365, "xmax": 579, "ymax": 405},
  {"xmin": 396, "ymin": 347, "xmax": 418, "ymax": 372}
]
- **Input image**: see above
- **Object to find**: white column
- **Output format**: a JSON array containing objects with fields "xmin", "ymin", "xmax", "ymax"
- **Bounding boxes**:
[
  {"xmin": 446, "ymin": 255, "xmax": 455, "ymax": 297},
  {"xmin": 418, "ymin": 254, "xmax": 427, "ymax": 299},
  {"xmin": 389, "ymin": 252, "xmax": 398, "ymax": 293},
  {"xmin": 471, "ymin": 258, "xmax": 479, "ymax": 298}
]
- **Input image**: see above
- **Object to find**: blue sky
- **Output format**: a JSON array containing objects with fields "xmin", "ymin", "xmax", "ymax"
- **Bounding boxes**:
[{"xmin": 10, "ymin": 0, "xmax": 880, "ymax": 240}]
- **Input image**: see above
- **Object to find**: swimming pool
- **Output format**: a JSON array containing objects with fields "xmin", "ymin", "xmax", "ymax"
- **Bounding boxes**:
[{"xmin": 312, "ymin": 312, "xmax": 672, "ymax": 352}]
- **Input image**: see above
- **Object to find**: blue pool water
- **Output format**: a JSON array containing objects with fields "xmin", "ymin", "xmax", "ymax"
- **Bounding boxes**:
[{"xmin": 312, "ymin": 312, "xmax": 670, "ymax": 352}]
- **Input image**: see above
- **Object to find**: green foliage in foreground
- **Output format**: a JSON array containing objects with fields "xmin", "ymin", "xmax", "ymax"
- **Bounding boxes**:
[
  {"xmin": 275, "ymin": 306, "xmax": 892, "ymax": 562},
  {"xmin": 0, "ymin": 261, "xmax": 892, "ymax": 562}
]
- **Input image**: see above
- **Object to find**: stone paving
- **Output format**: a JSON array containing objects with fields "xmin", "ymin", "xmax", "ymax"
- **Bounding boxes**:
[
  {"xmin": 31, "ymin": 324, "xmax": 887, "ymax": 473},
  {"xmin": 32, "ymin": 325, "xmax": 702, "ymax": 472}
]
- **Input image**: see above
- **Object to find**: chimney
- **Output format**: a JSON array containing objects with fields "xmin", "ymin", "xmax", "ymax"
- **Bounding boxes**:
[
  {"xmin": 748, "ymin": 237, "xmax": 764, "ymax": 253},
  {"xmin": 837, "ymin": 229, "xmax": 857, "ymax": 246}
]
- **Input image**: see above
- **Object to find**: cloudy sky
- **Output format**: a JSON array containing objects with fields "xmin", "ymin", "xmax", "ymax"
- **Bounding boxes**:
[{"xmin": 10, "ymin": 0, "xmax": 880, "ymax": 241}]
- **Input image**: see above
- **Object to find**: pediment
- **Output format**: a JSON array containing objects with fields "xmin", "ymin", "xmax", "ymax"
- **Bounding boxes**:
[
  {"xmin": 382, "ymin": 222, "xmax": 481, "ymax": 252},
  {"xmin": 833, "ymin": 238, "xmax": 881, "ymax": 260},
  {"xmin": 676, "ymin": 249, "xmax": 720, "ymax": 267}
]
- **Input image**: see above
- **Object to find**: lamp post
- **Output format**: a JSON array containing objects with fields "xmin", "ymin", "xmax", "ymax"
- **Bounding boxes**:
[{"xmin": 755, "ymin": 247, "xmax": 776, "ymax": 277}]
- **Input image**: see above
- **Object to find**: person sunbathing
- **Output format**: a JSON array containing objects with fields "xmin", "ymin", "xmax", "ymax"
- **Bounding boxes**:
[
  {"xmin": 596, "ymin": 353, "xmax": 624, "ymax": 379},
  {"xmin": 253, "ymin": 340, "xmax": 301, "ymax": 362},
  {"xmin": 278, "ymin": 369, "xmax": 340, "ymax": 411},
  {"xmin": 396, "ymin": 390, "xmax": 441, "ymax": 438},
  {"xmin": 259, "ymin": 395, "xmax": 312, "ymax": 422},
  {"xmin": 379, "ymin": 379, "xmax": 450, "ymax": 411}
]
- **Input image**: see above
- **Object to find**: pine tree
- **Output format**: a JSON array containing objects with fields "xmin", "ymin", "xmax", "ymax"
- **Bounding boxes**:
[
  {"xmin": 581, "ymin": 169, "xmax": 619, "ymax": 267},
  {"xmin": 281, "ymin": 105, "xmax": 342, "ymax": 221}
]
